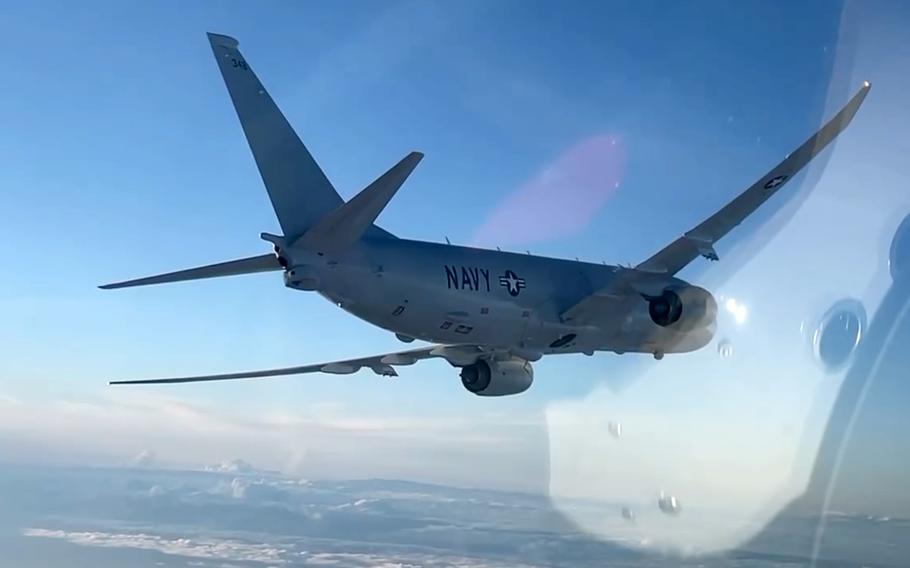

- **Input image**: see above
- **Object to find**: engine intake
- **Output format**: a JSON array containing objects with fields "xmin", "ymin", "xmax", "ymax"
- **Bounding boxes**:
[
  {"xmin": 645, "ymin": 286, "xmax": 717, "ymax": 330},
  {"xmin": 460, "ymin": 359, "xmax": 533, "ymax": 397},
  {"xmin": 647, "ymin": 289, "xmax": 684, "ymax": 326}
]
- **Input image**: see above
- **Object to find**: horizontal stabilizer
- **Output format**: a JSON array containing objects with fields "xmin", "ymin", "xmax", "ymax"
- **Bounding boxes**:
[
  {"xmin": 99, "ymin": 253, "xmax": 281, "ymax": 290},
  {"xmin": 295, "ymin": 152, "xmax": 423, "ymax": 253}
]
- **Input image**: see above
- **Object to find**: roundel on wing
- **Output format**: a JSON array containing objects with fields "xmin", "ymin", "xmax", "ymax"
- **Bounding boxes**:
[{"xmin": 763, "ymin": 174, "xmax": 789, "ymax": 190}]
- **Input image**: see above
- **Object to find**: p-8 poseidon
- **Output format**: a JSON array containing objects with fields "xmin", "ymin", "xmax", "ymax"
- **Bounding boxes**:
[{"xmin": 103, "ymin": 33, "xmax": 869, "ymax": 396}]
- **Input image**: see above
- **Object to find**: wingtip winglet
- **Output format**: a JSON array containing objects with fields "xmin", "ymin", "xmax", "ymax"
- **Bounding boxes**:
[
  {"xmin": 403, "ymin": 151, "xmax": 424, "ymax": 167},
  {"xmin": 855, "ymin": 81, "xmax": 871, "ymax": 104},
  {"xmin": 843, "ymin": 81, "xmax": 871, "ymax": 124}
]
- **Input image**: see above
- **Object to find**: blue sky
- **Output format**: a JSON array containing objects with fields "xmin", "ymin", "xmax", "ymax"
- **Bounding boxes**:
[
  {"xmin": 2, "ymin": 3, "xmax": 910, "ymax": 544},
  {"xmin": 0, "ymin": 0, "xmax": 843, "ymax": 401}
]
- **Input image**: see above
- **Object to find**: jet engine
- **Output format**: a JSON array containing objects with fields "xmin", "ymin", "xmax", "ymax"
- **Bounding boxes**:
[
  {"xmin": 645, "ymin": 285, "xmax": 717, "ymax": 330},
  {"xmin": 459, "ymin": 358, "xmax": 534, "ymax": 396}
]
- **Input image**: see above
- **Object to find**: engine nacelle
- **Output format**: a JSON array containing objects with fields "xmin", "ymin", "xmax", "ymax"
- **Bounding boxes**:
[
  {"xmin": 645, "ymin": 286, "xmax": 717, "ymax": 331},
  {"xmin": 459, "ymin": 358, "xmax": 533, "ymax": 396}
]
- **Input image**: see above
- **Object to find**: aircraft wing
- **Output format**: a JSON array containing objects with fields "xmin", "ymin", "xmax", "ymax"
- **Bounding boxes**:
[
  {"xmin": 109, "ymin": 344, "xmax": 485, "ymax": 385},
  {"xmin": 562, "ymin": 83, "xmax": 869, "ymax": 325},
  {"xmin": 636, "ymin": 81, "xmax": 870, "ymax": 276}
]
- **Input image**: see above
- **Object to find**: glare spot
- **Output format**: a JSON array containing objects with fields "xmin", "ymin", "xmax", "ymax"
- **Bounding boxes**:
[
  {"xmin": 813, "ymin": 300, "xmax": 865, "ymax": 372},
  {"xmin": 658, "ymin": 492, "xmax": 681, "ymax": 515},
  {"xmin": 470, "ymin": 134, "xmax": 624, "ymax": 247},
  {"xmin": 724, "ymin": 298, "xmax": 748, "ymax": 325},
  {"xmin": 607, "ymin": 421, "xmax": 622, "ymax": 438}
]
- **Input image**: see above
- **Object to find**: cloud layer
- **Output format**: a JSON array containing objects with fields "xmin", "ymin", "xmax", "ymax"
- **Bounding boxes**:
[
  {"xmin": 23, "ymin": 529, "xmax": 288, "ymax": 565},
  {"xmin": 0, "ymin": 391, "xmax": 548, "ymax": 492}
]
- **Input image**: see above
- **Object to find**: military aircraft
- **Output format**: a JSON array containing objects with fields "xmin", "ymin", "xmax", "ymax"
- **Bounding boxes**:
[{"xmin": 102, "ymin": 33, "xmax": 869, "ymax": 396}]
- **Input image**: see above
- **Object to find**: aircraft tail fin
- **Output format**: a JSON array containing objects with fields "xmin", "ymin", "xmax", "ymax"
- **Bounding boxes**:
[
  {"xmin": 295, "ymin": 152, "xmax": 423, "ymax": 253},
  {"xmin": 207, "ymin": 32, "xmax": 394, "ymax": 241},
  {"xmin": 99, "ymin": 253, "xmax": 281, "ymax": 290}
]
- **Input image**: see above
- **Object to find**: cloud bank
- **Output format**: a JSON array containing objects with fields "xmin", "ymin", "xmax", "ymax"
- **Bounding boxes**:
[{"xmin": 0, "ymin": 391, "xmax": 548, "ymax": 493}]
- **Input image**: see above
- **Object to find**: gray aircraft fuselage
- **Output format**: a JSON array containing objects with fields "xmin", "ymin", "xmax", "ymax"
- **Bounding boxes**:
[
  {"xmin": 281, "ymin": 237, "xmax": 714, "ymax": 357},
  {"xmin": 100, "ymin": 35, "xmax": 867, "ymax": 391}
]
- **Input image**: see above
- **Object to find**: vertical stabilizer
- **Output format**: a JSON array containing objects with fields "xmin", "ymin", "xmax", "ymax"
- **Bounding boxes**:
[{"xmin": 207, "ymin": 33, "xmax": 349, "ymax": 240}]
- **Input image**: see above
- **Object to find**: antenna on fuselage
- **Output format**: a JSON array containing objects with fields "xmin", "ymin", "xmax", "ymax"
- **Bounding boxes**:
[{"xmin": 445, "ymin": 236, "xmax": 451, "ymax": 245}]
